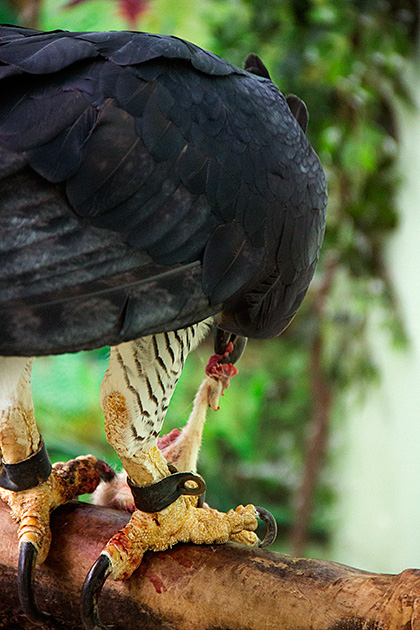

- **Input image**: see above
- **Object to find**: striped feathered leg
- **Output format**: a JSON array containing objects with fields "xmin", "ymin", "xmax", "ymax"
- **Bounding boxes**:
[
  {"xmin": 81, "ymin": 325, "xmax": 272, "ymax": 630},
  {"xmin": 0, "ymin": 357, "xmax": 114, "ymax": 623}
]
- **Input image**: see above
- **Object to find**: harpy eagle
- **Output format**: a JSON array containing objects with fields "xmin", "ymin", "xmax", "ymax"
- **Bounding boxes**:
[{"xmin": 0, "ymin": 25, "xmax": 327, "ymax": 629}]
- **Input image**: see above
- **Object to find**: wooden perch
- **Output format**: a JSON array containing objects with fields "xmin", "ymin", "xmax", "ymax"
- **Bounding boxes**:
[{"xmin": 0, "ymin": 501, "xmax": 419, "ymax": 629}]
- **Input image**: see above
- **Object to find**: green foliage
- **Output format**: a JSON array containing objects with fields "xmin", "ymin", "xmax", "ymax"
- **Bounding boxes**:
[
  {"xmin": 32, "ymin": 350, "xmax": 117, "ymax": 465},
  {"xmin": 2, "ymin": 0, "xmax": 416, "ymax": 553}
]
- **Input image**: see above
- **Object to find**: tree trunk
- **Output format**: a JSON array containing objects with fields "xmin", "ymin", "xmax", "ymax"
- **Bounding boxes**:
[{"xmin": 0, "ymin": 500, "xmax": 419, "ymax": 629}]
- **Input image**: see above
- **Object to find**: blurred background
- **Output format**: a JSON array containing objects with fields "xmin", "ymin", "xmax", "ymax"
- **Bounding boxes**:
[{"xmin": 1, "ymin": 0, "xmax": 419, "ymax": 574}]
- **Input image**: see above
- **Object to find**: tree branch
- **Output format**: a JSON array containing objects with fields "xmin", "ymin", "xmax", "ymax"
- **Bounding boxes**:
[{"xmin": 0, "ymin": 501, "xmax": 419, "ymax": 629}]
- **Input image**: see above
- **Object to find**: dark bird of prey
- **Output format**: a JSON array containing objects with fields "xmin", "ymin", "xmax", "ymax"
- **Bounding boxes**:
[{"xmin": 0, "ymin": 25, "xmax": 327, "ymax": 629}]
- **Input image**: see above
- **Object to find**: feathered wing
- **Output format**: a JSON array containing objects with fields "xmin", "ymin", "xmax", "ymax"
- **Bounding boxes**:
[{"xmin": 0, "ymin": 27, "xmax": 327, "ymax": 355}]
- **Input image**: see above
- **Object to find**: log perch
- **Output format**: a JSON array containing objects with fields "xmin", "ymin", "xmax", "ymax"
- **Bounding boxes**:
[{"xmin": 0, "ymin": 501, "xmax": 419, "ymax": 629}]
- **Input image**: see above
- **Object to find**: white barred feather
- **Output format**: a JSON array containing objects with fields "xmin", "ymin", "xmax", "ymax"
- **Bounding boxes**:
[{"xmin": 100, "ymin": 321, "xmax": 211, "ymax": 455}]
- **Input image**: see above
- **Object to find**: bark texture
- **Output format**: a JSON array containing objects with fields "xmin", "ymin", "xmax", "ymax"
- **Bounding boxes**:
[{"xmin": 0, "ymin": 500, "xmax": 419, "ymax": 630}]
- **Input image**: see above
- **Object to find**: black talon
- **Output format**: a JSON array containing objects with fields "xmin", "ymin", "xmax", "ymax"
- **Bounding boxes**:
[
  {"xmin": 81, "ymin": 554, "xmax": 113, "ymax": 630},
  {"xmin": 18, "ymin": 541, "xmax": 50, "ymax": 625},
  {"xmin": 255, "ymin": 506, "xmax": 278, "ymax": 548},
  {"xmin": 96, "ymin": 459, "xmax": 116, "ymax": 483},
  {"xmin": 214, "ymin": 329, "xmax": 248, "ymax": 365}
]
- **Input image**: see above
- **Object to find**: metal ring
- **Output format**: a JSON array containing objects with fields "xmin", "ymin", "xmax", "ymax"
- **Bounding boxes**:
[
  {"xmin": 0, "ymin": 439, "xmax": 52, "ymax": 492},
  {"xmin": 128, "ymin": 472, "xmax": 206, "ymax": 513}
]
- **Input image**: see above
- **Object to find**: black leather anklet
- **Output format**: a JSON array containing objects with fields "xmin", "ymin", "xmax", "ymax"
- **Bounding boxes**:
[
  {"xmin": 127, "ymin": 471, "xmax": 206, "ymax": 513},
  {"xmin": 0, "ymin": 440, "xmax": 52, "ymax": 492}
]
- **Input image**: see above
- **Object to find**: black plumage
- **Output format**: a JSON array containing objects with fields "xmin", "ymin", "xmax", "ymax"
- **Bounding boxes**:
[{"xmin": 0, "ymin": 26, "xmax": 327, "ymax": 356}]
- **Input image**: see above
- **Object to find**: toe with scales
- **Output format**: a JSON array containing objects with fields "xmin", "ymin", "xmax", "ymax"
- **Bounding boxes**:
[{"xmin": 103, "ymin": 497, "xmax": 260, "ymax": 580}]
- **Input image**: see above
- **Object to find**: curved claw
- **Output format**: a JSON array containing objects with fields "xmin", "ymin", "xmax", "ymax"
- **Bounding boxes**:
[
  {"xmin": 255, "ymin": 506, "xmax": 278, "ymax": 548},
  {"xmin": 18, "ymin": 541, "xmax": 50, "ymax": 625},
  {"xmin": 81, "ymin": 554, "xmax": 113, "ymax": 630},
  {"xmin": 214, "ymin": 330, "xmax": 248, "ymax": 365}
]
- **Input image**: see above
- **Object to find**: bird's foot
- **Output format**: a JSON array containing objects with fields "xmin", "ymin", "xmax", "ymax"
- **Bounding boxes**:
[
  {"xmin": 0, "ymin": 454, "xmax": 114, "ymax": 623},
  {"xmin": 81, "ymin": 495, "xmax": 264, "ymax": 629},
  {"xmin": 105, "ymin": 496, "xmax": 259, "ymax": 579}
]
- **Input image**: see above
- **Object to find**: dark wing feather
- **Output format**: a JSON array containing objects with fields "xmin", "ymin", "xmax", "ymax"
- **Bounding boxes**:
[
  {"xmin": 0, "ymin": 152, "xmax": 211, "ymax": 355},
  {"xmin": 0, "ymin": 26, "xmax": 327, "ymax": 355}
]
